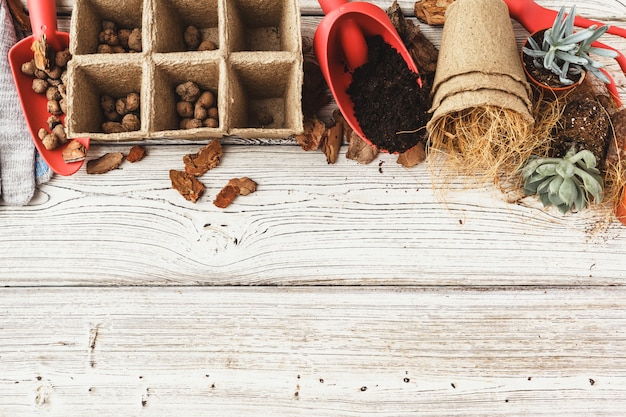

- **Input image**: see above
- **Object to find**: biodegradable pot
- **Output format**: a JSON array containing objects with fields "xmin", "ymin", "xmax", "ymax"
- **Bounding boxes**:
[{"xmin": 521, "ymin": 29, "xmax": 581, "ymax": 97}]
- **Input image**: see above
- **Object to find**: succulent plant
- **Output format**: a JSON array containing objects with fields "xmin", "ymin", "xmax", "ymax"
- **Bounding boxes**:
[
  {"xmin": 522, "ymin": 146, "xmax": 604, "ymax": 213},
  {"xmin": 522, "ymin": 5, "xmax": 619, "ymax": 85}
]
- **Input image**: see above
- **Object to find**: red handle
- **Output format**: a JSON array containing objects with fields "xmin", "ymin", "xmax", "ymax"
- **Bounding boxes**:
[
  {"xmin": 318, "ymin": 0, "xmax": 368, "ymax": 70},
  {"xmin": 27, "ymin": 0, "xmax": 62, "ymax": 50}
]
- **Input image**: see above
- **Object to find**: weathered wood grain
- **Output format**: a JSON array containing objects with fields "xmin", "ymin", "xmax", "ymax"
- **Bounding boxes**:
[
  {"xmin": 2, "ymin": 144, "xmax": 625, "ymax": 286},
  {"xmin": 1, "ymin": 286, "xmax": 626, "ymax": 416}
]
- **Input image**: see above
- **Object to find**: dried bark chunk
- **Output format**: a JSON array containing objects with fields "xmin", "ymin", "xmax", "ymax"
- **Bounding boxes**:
[
  {"xmin": 397, "ymin": 142, "xmax": 426, "ymax": 168},
  {"xmin": 414, "ymin": 0, "xmax": 455, "ymax": 26},
  {"xmin": 321, "ymin": 122, "xmax": 342, "ymax": 164},
  {"xmin": 214, "ymin": 177, "xmax": 258, "ymax": 208},
  {"xmin": 345, "ymin": 131, "xmax": 378, "ymax": 164},
  {"xmin": 170, "ymin": 170, "xmax": 205, "ymax": 203},
  {"xmin": 228, "ymin": 177, "xmax": 257, "ymax": 196},
  {"xmin": 31, "ymin": 35, "xmax": 51, "ymax": 70},
  {"xmin": 62, "ymin": 140, "xmax": 87, "ymax": 163},
  {"xmin": 86, "ymin": 152, "xmax": 124, "ymax": 174},
  {"xmin": 295, "ymin": 116, "xmax": 326, "ymax": 151},
  {"xmin": 183, "ymin": 139, "xmax": 222, "ymax": 176},
  {"xmin": 126, "ymin": 145, "xmax": 146, "ymax": 163},
  {"xmin": 213, "ymin": 185, "xmax": 239, "ymax": 209}
]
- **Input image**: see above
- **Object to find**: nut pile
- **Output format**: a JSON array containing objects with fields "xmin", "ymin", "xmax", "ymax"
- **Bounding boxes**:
[
  {"xmin": 100, "ymin": 92, "xmax": 141, "ymax": 133},
  {"xmin": 175, "ymin": 81, "xmax": 219, "ymax": 129},
  {"xmin": 97, "ymin": 21, "xmax": 142, "ymax": 53},
  {"xmin": 183, "ymin": 26, "xmax": 217, "ymax": 51},
  {"xmin": 20, "ymin": 44, "xmax": 78, "ymax": 155}
]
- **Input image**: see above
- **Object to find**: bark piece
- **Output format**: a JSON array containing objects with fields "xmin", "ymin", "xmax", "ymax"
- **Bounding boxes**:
[
  {"xmin": 170, "ymin": 170, "xmax": 205, "ymax": 203},
  {"xmin": 213, "ymin": 185, "xmax": 239, "ymax": 209},
  {"xmin": 397, "ymin": 142, "xmax": 426, "ymax": 168},
  {"xmin": 321, "ymin": 122, "xmax": 342, "ymax": 164},
  {"xmin": 294, "ymin": 116, "xmax": 325, "ymax": 151},
  {"xmin": 214, "ymin": 178, "xmax": 258, "ymax": 208},
  {"xmin": 228, "ymin": 177, "xmax": 257, "ymax": 196},
  {"xmin": 414, "ymin": 0, "xmax": 455, "ymax": 26},
  {"xmin": 346, "ymin": 131, "xmax": 378, "ymax": 164},
  {"xmin": 62, "ymin": 140, "xmax": 87, "ymax": 163},
  {"xmin": 126, "ymin": 145, "xmax": 146, "ymax": 163},
  {"xmin": 86, "ymin": 152, "xmax": 124, "ymax": 174},
  {"xmin": 183, "ymin": 139, "xmax": 222, "ymax": 176}
]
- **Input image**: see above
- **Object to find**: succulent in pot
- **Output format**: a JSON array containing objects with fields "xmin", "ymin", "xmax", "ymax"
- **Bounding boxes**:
[{"xmin": 521, "ymin": 5, "xmax": 618, "ymax": 91}]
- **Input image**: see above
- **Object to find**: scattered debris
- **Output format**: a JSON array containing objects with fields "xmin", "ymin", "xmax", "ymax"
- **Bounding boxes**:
[
  {"xmin": 397, "ymin": 142, "xmax": 426, "ymax": 168},
  {"xmin": 169, "ymin": 170, "xmax": 205, "ymax": 203},
  {"xmin": 86, "ymin": 152, "xmax": 124, "ymax": 174},
  {"xmin": 183, "ymin": 139, "xmax": 222, "ymax": 176},
  {"xmin": 295, "ymin": 116, "xmax": 326, "ymax": 151},
  {"xmin": 126, "ymin": 145, "xmax": 146, "ymax": 163},
  {"xmin": 62, "ymin": 140, "xmax": 87, "ymax": 163},
  {"xmin": 214, "ymin": 177, "xmax": 257, "ymax": 208}
]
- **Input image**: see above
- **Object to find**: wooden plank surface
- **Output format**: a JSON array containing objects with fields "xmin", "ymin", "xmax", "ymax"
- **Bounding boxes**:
[
  {"xmin": 2, "ymin": 144, "xmax": 626, "ymax": 286},
  {"xmin": 2, "ymin": 0, "xmax": 626, "ymax": 285},
  {"xmin": 3, "ymin": 1, "xmax": 626, "ymax": 416},
  {"xmin": 2, "ymin": 286, "xmax": 626, "ymax": 416}
]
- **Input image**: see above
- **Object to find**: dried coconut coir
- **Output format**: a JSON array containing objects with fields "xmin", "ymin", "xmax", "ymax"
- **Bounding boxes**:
[{"xmin": 427, "ymin": 0, "xmax": 538, "ymax": 185}]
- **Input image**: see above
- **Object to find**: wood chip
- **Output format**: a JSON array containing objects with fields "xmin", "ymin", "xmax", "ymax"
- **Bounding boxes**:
[
  {"xmin": 213, "ymin": 185, "xmax": 240, "ymax": 208},
  {"xmin": 414, "ymin": 0, "xmax": 455, "ymax": 26},
  {"xmin": 31, "ymin": 34, "xmax": 51, "ymax": 70},
  {"xmin": 169, "ymin": 170, "xmax": 205, "ymax": 203},
  {"xmin": 228, "ymin": 177, "xmax": 257, "ymax": 196},
  {"xmin": 397, "ymin": 142, "xmax": 426, "ymax": 168},
  {"xmin": 86, "ymin": 152, "xmax": 124, "ymax": 174},
  {"xmin": 183, "ymin": 139, "xmax": 222, "ymax": 176},
  {"xmin": 126, "ymin": 145, "xmax": 146, "ymax": 163},
  {"xmin": 321, "ymin": 122, "xmax": 342, "ymax": 164},
  {"xmin": 345, "ymin": 131, "xmax": 378, "ymax": 164},
  {"xmin": 62, "ymin": 140, "xmax": 87, "ymax": 163},
  {"xmin": 295, "ymin": 116, "xmax": 326, "ymax": 151},
  {"xmin": 214, "ymin": 177, "xmax": 258, "ymax": 208}
]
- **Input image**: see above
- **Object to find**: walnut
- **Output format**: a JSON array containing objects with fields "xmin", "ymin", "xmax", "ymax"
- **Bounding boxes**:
[
  {"xmin": 176, "ymin": 81, "xmax": 201, "ymax": 103},
  {"xmin": 128, "ymin": 28, "xmax": 142, "ymax": 52},
  {"xmin": 121, "ymin": 113, "xmax": 141, "ymax": 131},
  {"xmin": 184, "ymin": 26, "xmax": 201, "ymax": 50},
  {"xmin": 198, "ymin": 40, "xmax": 217, "ymax": 51}
]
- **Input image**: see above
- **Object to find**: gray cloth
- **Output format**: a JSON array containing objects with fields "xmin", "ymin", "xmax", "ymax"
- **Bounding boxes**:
[{"xmin": 0, "ymin": 0, "xmax": 51, "ymax": 205}]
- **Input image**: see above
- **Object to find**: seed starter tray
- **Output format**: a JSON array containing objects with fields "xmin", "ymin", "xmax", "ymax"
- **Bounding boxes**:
[{"xmin": 66, "ymin": 0, "xmax": 303, "ymax": 141}]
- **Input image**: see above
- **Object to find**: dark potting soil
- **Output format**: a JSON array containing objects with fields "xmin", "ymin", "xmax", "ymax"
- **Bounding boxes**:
[
  {"xmin": 551, "ymin": 97, "xmax": 610, "ymax": 165},
  {"xmin": 346, "ymin": 35, "xmax": 430, "ymax": 154}
]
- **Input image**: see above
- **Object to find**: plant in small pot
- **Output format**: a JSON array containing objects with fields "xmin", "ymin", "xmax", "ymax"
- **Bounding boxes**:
[{"xmin": 521, "ymin": 5, "xmax": 618, "ymax": 95}]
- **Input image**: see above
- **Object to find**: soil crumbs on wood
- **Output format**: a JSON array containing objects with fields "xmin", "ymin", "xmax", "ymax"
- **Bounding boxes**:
[{"xmin": 347, "ymin": 35, "xmax": 429, "ymax": 154}]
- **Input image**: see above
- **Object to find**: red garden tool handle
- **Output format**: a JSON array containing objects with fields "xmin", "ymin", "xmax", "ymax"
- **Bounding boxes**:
[
  {"xmin": 27, "ymin": 0, "xmax": 63, "ymax": 51},
  {"xmin": 503, "ymin": 0, "xmax": 626, "ymax": 37},
  {"xmin": 504, "ymin": 0, "xmax": 625, "ymax": 106},
  {"xmin": 318, "ymin": 0, "xmax": 368, "ymax": 70}
]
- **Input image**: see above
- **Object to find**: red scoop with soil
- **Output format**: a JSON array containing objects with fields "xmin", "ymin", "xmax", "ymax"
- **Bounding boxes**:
[
  {"xmin": 313, "ymin": 0, "xmax": 423, "ymax": 151},
  {"xmin": 8, "ymin": 0, "xmax": 89, "ymax": 176}
]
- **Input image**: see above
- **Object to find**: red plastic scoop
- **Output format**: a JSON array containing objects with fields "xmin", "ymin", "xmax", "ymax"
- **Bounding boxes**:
[
  {"xmin": 8, "ymin": 0, "xmax": 89, "ymax": 176},
  {"xmin": 313, "ymin": 0, "xmax": 420, "ymax": 147},
  {"xmin": 504, "ymin": 0, "xmax": 626, "ymax": 106}
]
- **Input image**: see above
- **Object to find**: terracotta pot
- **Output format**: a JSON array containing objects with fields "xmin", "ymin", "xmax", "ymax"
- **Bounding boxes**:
[{"xmin": 521, "ymin": 29, "xmax": 580, "ymax": 98}]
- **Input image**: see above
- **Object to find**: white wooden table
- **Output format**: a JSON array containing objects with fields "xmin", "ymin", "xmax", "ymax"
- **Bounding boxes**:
[{"xmin": 2, "ymin": 1, "xmax": 626, "ymax": 415}]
